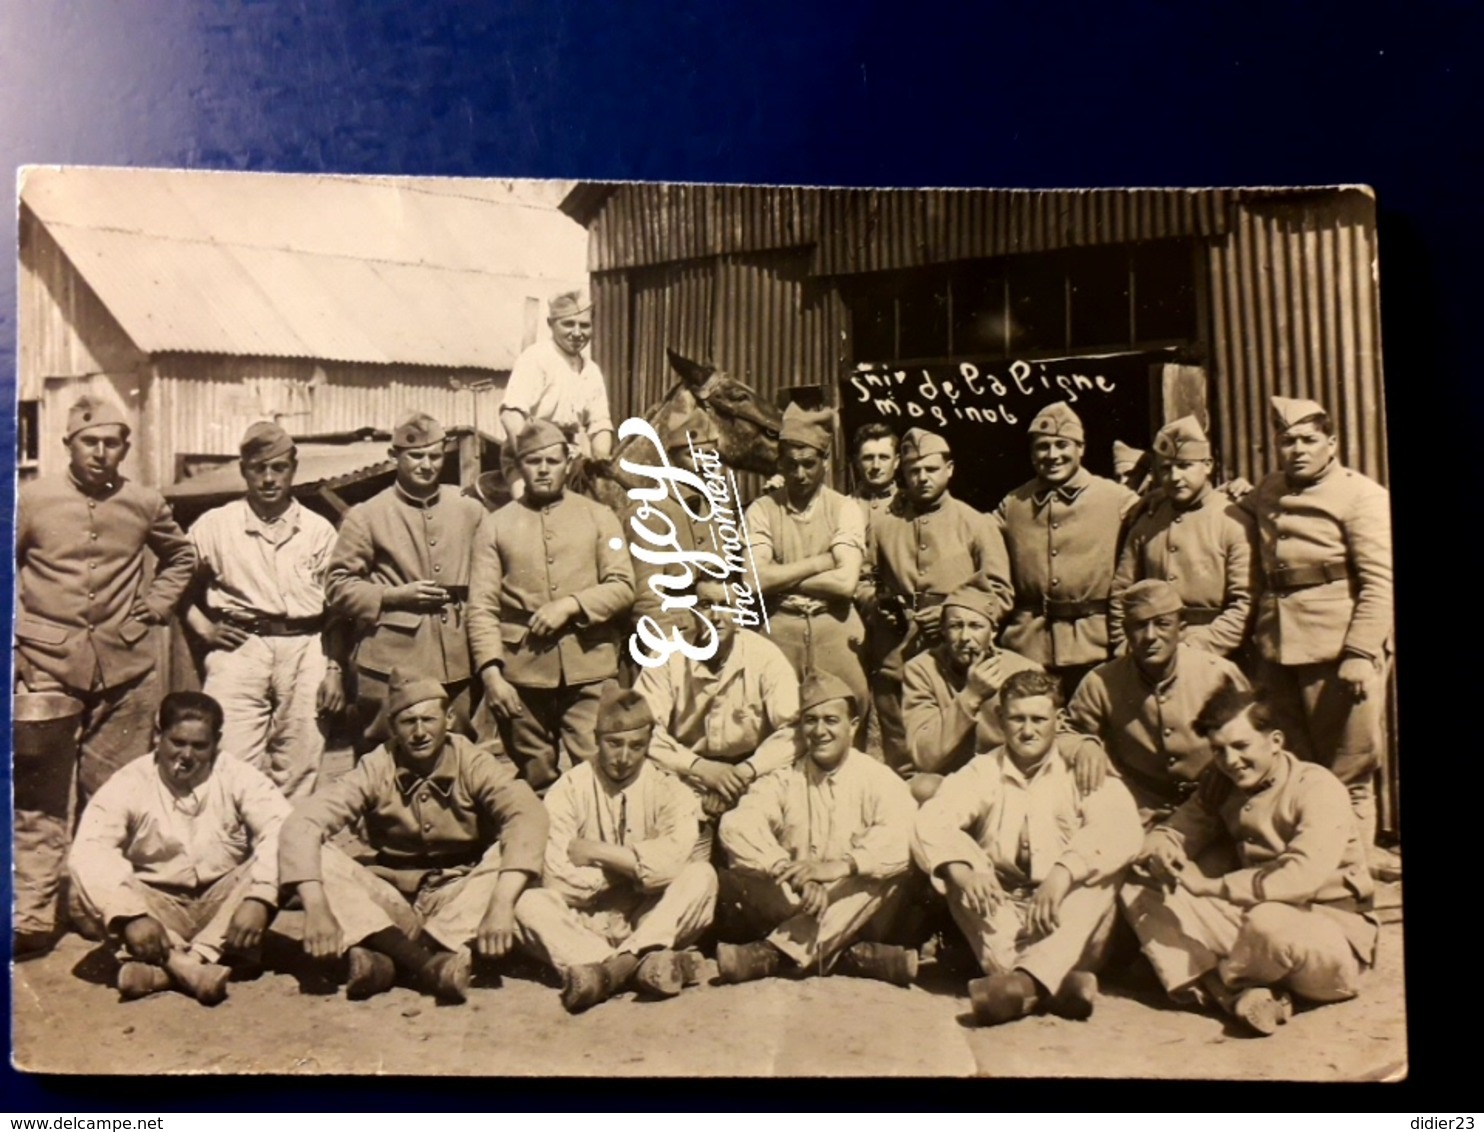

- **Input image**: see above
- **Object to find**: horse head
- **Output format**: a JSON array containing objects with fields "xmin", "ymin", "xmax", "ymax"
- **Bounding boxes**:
[{"xmin": 666, "ymin": 348, "xmax": 782, "ymax": 476}]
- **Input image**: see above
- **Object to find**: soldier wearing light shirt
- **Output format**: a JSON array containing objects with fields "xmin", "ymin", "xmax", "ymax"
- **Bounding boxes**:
[
  {"xmin": 185, "ymin": 422, "xmax": 345, "ymax": 799},
  {"xmin": 912, "ymin": 669, "xmax": 1143, "ymax": 1027},
  {"xmin": 715, "ymin": 671, "xmax": 920, "ymax": 987}
]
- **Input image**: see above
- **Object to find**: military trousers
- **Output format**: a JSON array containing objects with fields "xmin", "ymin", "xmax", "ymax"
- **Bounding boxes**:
[
  {"xmin": 715, "ymin": 868, "xmax": 917, "ymax": 973},
  {"xmin": 1122, "ymin": 882, "xmax": 1377, "ymax": 1004},
  {"xmin": 769, "ymin": 607, "xmax": 868, "ymax": 738},
  {"xmin": 203, "ymin": 633, "xmax": 326, "ymax": 800},
  {"xmin": 947, "ymin": 875, "xmax": 1120, "ymax": 994},
  {"xmin": 496, "ymin": 679, "xmax": 605, "ymax": 792},
  {"xmin": 68, "ymin": 857, "xmax": 266, "ymax": 964},
  {"xmin": 13, "ymin": 665, "xmax": 156, "ymax": 935},
  {"xmin": 513, "ymin": 862, "xmax": 718, "ymax": 972}
]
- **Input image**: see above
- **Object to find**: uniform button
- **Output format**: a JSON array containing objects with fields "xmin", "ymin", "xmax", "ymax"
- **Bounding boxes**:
[
  {"xmin": 88, "ymin": 592, "xmax": 95, "ymax": 599},
  {"xmin": 1051, "ymin": 549, "xmax": 1059, "ymax": 557},
  {"xmin": 429, "ymin": 538, "xmax": 437, "ymax": 546},
  {"xmin": 1051, "ymin": 578, "xmax": 1060, "ymax": 586},
  {"xmin": 1169, "ymin": 546, "xmax": 1179, "ymax": 553},
  {"xmin": 548, "ymin": 557, "xmax": 556, "ymax": 565},
  {"xmin": 1168, "ymin": 574, "xmax": 1179, "ymax": 581},
  {"xmin": 919, "ymin": 544, "xmax": 928, "ymax": 551},
  {"xmin": 1173, "ymin": 516, "xmax": 1183, "ymax": 524},
  {"xmin": 90, "ymin": 532, "xmax": 98, "ymax": 540},
  {"xmin": 545, "ymin": 531, "xmax": 554, "ymax": 540},
  {"xmin": 423, "ymin": 822, "xmax": 433, "ymax": 831},
  {"xmin": 1163, "ymin": 727, "xmax": 1173, "ymax": 736},
  {"xmin": 433, "ymin": 564, "xmax": 442, "ymax": 572},
  {"xmin": 425, "ymin": 512, "xmax": 433, "ymax": 520},
  {"xmin": 419, "ymin": 793, "xmax": 429, "ymax": 803},
  {"xmin": 1168, "ymin": 756, "xmax": 1178, "ymax": 765},
  {"xmin": 1277, "ymin": 534, "xmax": 1288, "ymax": 540}
]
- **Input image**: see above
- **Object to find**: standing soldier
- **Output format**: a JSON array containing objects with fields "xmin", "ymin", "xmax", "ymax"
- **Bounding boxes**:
[
  {"xmin": 850, "ymin": 422, "xmax": 901, "ymax": 758},
  {"xmin": 1242, "ymin": 396, "xmax": 1393, "ymax": 846},
  {"xmin": 326, "ymin": 412, "xmax": 487, "ymax": 754},
  {"xmin": 14, "ymin": 395, "xmax": 197, "ymax": 956},
  {"xmin": 499, "ymin": 288, "xmax": 614, "ymax": 496},
  {"xmin": 184, "ymin": 423, "xmax": 346, "ymax": 799},
  {"xmin": 744, "ymin": 404, "xmax": 869, "ymax": 715},
  {"xmin": 1110, "ymin": 416, "xmax": 1257, "ymax": 659},
  {"xmin": 995, "ymin": 401, "xmax": 1140, "ymax": 701},
  {"xmin": 865, "ymin": 427, "xmax": 1012, "ymax": 771},
  {"xmin": 468, "ymin": 419, "xmax": 635, "ymax": 792}
]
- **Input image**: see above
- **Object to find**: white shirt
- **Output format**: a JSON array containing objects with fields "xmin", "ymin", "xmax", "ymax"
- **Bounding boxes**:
[
  {"xmin": 503, "ymin": 338, "xmax": 614, "ymax": 442},
  {"xmin": 191, "ymin": 499, "xmax": 336, "ymax": 620}
]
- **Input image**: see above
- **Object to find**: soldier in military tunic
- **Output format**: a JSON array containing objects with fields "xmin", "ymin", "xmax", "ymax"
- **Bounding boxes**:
[
  {"xmin": 1240, "ymin": 396, "xmax": 1393, "ymax": 845},
  {"xmin": 1110, "ymin": 416, "xmax": 1258, "ymax": 659},
  {"xmin": 995, "ymin": 402, "xmax": 1140, "ymax": 702}
]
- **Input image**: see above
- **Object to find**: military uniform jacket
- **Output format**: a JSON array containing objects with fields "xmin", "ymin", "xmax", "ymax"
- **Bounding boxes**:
[
  {"xmin": 994, "ymin": 468, "xmax": 1140, "ymax": 668},
  {"xmin": 901, "ymin": 645, "xmax": 1043, "ymax": 775},
  {"xmin": 467, "ymin": 490, "xmax": 634, "ymax": 689},
  {"xmin": 1242, "ymin": 462, "xmax": 1393, "ymax": 666},
  {"xmin": 1067, "ymin": 645, "xmax": 1250, "ymax": 813},
  {"xmin": 1148, "ymin": 749, "xmax": 1377, "ymax": 960},
  {"xmin": 279, "ymin": 733, "xmax": 548, "ymax": 884},
  {"xmin": 623, "ymin": 488, "xmax": 713, "ymax": 640},
  {"xmin": 15, "ymin": 473, "xmax": 196, "ymax": 689},
  {"xmin": 867, "ymin": 492, "xmax": 1014, "ymax": 670},
  {"xmin": 1110, "ymin": 486, "xmax": 1258, "ymax": 657},
  {"xmin": 326, "ymin": 484, "xmax": 487, "ymax": 682}
]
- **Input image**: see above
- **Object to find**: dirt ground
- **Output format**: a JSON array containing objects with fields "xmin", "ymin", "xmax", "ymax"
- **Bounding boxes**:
[{"xmin": 11, "ymin": 886, "xmax": 1405, "ymax": 1080}]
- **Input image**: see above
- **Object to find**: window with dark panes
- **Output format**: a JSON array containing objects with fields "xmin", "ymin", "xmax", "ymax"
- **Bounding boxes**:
[
  {"xmin": 950, "ymin": 262, "xmax": 1008, "ymax": 355},
  {"xmin": 848, "ymin": 277, "xmax": 898, "ymax": 362},
  {"xmin": 896, "ymin": 270, "xmax": 950, "ymax": 361},
  {"xmin": 18, "ymin": 400, "xmax": 40, "ymax": 466},
  {"xmin": 1133, "ymin": 240, "xmax": 1198, "ymax": 343},
  {"xmin": 1068, "ymin": 245, "xmax": 1133, "ymax": 349},
  {"xmin": 1007, "ymin": 258, "xmax": 1067, "ymax": 354}
]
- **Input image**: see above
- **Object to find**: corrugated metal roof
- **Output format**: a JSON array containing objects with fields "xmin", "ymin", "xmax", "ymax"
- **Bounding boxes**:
[
  {"xmin": 162, "ymin": 441, "xmax": 395, "ymax": 501},
  {"xmin": 21, "ymin": 167, "xmax": 587, "ymax": 369}
]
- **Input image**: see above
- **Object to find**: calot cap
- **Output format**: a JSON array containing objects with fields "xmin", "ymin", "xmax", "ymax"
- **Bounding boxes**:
[
  {"xmin": 1123, "ymin": 579, "xmax": 1184, "ymax": 624},
  {"xmin": 1111, "ymin": 439, "xmax": 1144, "ymax": 474},
  {"xmin": 385, "ymin": 666, "xmax": 448, "ymax": 719},
  {"xmin": 1028, "ymin": 401, "xmax": 1084, "ymax": 443},
  {"xmin": 239, "ymin": 421, "xmax": 294, "ymax": 463},
  {"xmin": 548, "ymin": 288, "xmax": 592, "ymax": 319},
  {"xmin": 65, "ymin": 395, "xmax": 130, "ymax": 441},
  {"xmin": 779, "ymin": 403, "xmax": 835, "ymax": 454},
  {"xmin": 1270, "ymin": 396, "xmax": 1329, "ymax": 433},
  {"xmin": 799, "ymin": 669, "xmax": 858, "ymax": 716},
  {"xmin": 514, "ymin": 417, "xmax": 569, "ymax": 458},
  {"xmin": 1152, "ymin": 416, "xmax": 1211, "ymax": 461},
  {"xmin": 941, "ymin": 586, "xmax": 1000, "ymax": 623},
  {"xmin": 393, "ymin": 411, "xmax": 446, "ymax": 450},
  {"xmin": 899, "ymin": 427, "xmax": 952, "ymax": 465}
]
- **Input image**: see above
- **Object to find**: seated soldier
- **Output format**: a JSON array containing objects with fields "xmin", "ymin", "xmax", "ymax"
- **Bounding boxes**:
[
  {"xmin": 903, "ymin": 587, "xmax": 1105, "ymax": 804},
  {"xmin": 278, "ymin": 669, "xmax": 548, "ymax": 1003},
  {"xmin": 714, "ymin": 671, "xmax": 920, "ymax": 987},
  {"xmin": 912, "ymin": 670, "xmax": 1143, "ymax": 1027},
  {"xmin": 67, "ymin": 692, "xmax": 288, "ymax": 1005},
  {"xmin": 633, "ymin": 612, "xmax": 799, "ymax": 820},
  {"xmin": 514, "ymin": 685, "xmax": 717, "ymax": 1014},
  {"xmin": 1068, "ymin": 580, "xmax": 1250, "ymax": 825},
  {"xmin": 1123, "ymin": 682, "xmax": 1379, "ymax": 1036}
]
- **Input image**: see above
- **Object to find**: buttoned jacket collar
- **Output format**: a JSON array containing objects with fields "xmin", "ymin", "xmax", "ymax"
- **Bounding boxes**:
[
  {"xmin": 392, "ymin": 740, "xmax": 459, "ymax": 799},
  {"xmin": 1032, "ymin": 466, "xmax": 1091, "ymax": 508}
]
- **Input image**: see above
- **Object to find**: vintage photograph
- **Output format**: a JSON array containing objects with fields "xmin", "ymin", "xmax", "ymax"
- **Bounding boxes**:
[{"xmin": 10, "ymin": 168, "xmax": 1403, "ymax": 1079}]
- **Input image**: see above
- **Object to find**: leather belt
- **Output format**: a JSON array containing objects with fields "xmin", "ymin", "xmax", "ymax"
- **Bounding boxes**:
[
  {"xmin": 441, "ymin": 585, "xmax": 470, "ymax": 604},
  {"xmin": 1180, "ymin": 606, "xmax": 1223, "ymax": 626},
  {"xmin": 1265, "ymin": 561, "xmax": 1350, "ymax": 591},
  {"xmin": 1017, "ymin": 598, "xmax": 1110, "ymax": 622},
  {"xmin": 220, "ymin": 613, "xmax": 323, "ymax": 637}
]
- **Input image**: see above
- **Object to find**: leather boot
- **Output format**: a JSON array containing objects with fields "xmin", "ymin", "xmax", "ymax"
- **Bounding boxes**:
[
  {"xmin": 117, "ymin": 962, "xmax": 172, "ymax": 1001},
  {"xmin": 561, "ymin": 961, "xmax": 617, "ymax": 1014},
  {"xmin": 1047, "ymin": 971, "xmax": 1098, "ymax": 1020},
  {"xmin": 419, "ymin": 950, "xmax": 471, "ymax": 1004},
  {"xmin": 1230, "ymin": 986, "xmax": 1293, "ymax": 1036},
  {"xmin": 346, "ymin": 946, "xmax": 397, "ymax": 1001},
  {"xmin": 716, "ymin": 941, "xmax": 781, "ymax": 985},
  {"xmin": 836, "ymin": 942, "xmax": 918, "ymax": 987},
  {"xmin": 165, "ymin": 951, "xmax": 231, "ymax": 1005},
  {"xmin": 674, "ymin": 948, "xmax": 706, "ymax": 987},
  {"xmin": 968, "ymin": 971, "xmax": 1041, "ymax": 1026},
  {"xmin": 633, "ymin": 950, "xmax": 687, "ymax": 998}
]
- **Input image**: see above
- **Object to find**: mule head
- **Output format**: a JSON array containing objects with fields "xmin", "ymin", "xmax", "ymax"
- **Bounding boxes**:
[{"xmin": 666, "ymin": 349, "xmax": 783, "ymax": 476}]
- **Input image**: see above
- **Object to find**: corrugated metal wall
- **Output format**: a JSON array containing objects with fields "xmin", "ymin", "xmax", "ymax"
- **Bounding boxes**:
[
  {"xmin": 149, "ymin": 356, "xmax": 506, "ymax": 487},
  {"xmin": 1207, "ymin": 190, "xmax": 1386, "ymax": 486}
]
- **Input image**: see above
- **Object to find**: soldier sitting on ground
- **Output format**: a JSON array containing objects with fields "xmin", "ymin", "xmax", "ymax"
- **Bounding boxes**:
[
  {"xmin": 514, "ymin": 685, "xmax": 718, "ymax": 1014},
  {"xmin": 912, "ymin": 669, "xmax": 1143, "ymax": 1027},
  {"xmin": 1122, "ymin": 681, "xmax": 1379, "ymax": 1036},
  {"xmin": 67, "ymin": 692, "xmax": 288, "ymax": 1006},
  {"xmin": 278, "ymin": 669, "xmax": 548, "ymax": 1004}
]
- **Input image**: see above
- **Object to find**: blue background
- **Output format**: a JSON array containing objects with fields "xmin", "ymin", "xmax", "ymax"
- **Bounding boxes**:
[{"xmin": 0, "ymin": 0, "xmax": 1474, "ymax": 1110}]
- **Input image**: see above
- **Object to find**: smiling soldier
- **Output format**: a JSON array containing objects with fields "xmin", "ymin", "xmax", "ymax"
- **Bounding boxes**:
[
  {"xmin": 68, "ymin": 692, "xmax": 289, "ymax": 1005},
  {"xmin": 14, "ymin": 394, "xmax": 197, "ymax": 957},
  {"xmin": 184, "ymin": 423, "xmax": 346, "ymax": 799},
  {"xmin": 995, "ymin": 401, "xmax": 1141, "ymax": 702},
  {"xmin": 1123, "ymin": 682, "xmax": 1379, "ymax": 1036},
  {"xmin": 499, "ymin": 288, "xmax": 615, "ymax": 496}
]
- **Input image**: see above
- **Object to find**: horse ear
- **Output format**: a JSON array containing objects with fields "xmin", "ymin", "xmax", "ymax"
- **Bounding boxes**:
[{"xmin": 667, "ymin": 348, "xmax": 716, "ymax": 388}]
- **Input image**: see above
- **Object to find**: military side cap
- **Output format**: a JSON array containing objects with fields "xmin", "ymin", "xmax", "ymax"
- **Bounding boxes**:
[
  {"xmin": 1123, "ymin": 579, "xmax": 1184, "ymax": 624},
  {"xmin": 899, "ymin": 427, "xmax": 952, "ymax": 465},
  {"xmin": 1028, "ymin": 401, "xmax": 1084, "ymax": 443},
  {"xmin": 1153, "ymin": 416, "xmax": 1211, "ymax": 461},
  {"xmin": 65, "ymin": 395, "xmax": 130, "ymax": 440},
  {"xmin": 660, "ymin": 402, "xmax": 719, "ymax": 452},
  {"xmin": 548, "ymin": 288, "xmax": 592, "ymax": 319},
  {"xmin": 799, "ymin": 669, "xmax": 858, "ymax": 716},
  {"xmin": 515, "ymin": 417, "xmax": 569, "ymax": 458},
  {"xmin": 1111, "ymin": 439, "xmax": 1144, "ymax": 474},
  {"xmin": 385, "ymin": 667, "xmax": 448, "ymax": 719},
  {"xmin": 942, "ymin": 586, "xmax": 1000, "ymax": 623},
  {"xmin": 595, "ymin": 681, "xmax": 655, "ymax": 734},
  {"xmin": 779, "ymin": 403, "xmax": 835, "ymax": 453},
  {"xmin": 393, "ymin": 411, "xmax": 446, "ymax": 449},
  {"xmin": 1270, "ymin": 395, "xmax": 1329, "ymax": 433},
  {"xmin": 240, "ymin": 421, "xmax": 295, "ymax": 463}
]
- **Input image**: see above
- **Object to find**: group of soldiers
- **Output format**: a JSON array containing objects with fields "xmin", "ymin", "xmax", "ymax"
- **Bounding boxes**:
[{"xmin": 12, "ymin": 288, "xmax": 1393, "ymax": 1037}]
